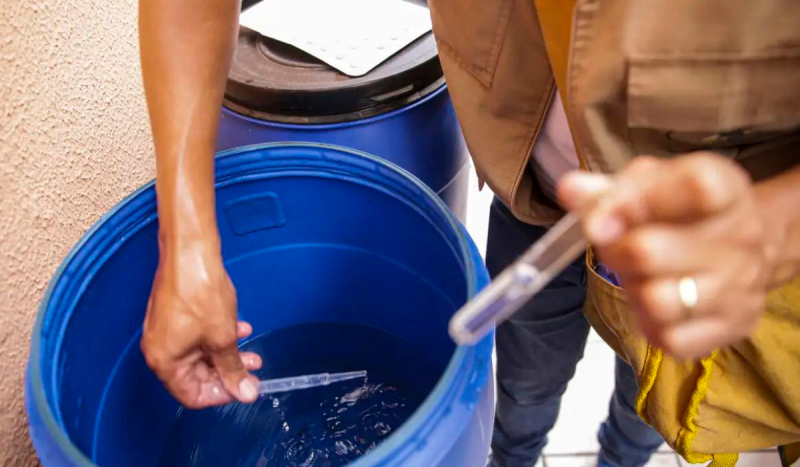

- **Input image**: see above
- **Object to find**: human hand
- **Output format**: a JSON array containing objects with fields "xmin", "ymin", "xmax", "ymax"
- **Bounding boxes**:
[
  {"xmin": 558, "ymin": 153, "xmax": 769, "ymax": 359},
  {"xmin": 141, "ymin": 242, "xmax": 261, "ymax": 408}
]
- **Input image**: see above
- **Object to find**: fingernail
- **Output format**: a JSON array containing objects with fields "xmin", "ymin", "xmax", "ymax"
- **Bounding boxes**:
[
  {"xmin": 239, "ymin": 378, "xmax": 258, "ymax": 401},
  {"xmin": 570, "ymin": 172, "xmax": 612, "ymax": 195},
  {"xmin": 589, "ymin": 215, "xmax": 624, "ymax": 246},
  {"xmin": 237, "ymin": 321, "xmax": 252, "ymax": 336},
  {"xmin": 210, "ymin": 383, "xmax": 223, "ymax": 399}
]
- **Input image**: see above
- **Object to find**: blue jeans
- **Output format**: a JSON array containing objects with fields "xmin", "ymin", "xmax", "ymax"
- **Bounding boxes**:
[{"xmin": 487, "ymin": 198, "xmax": 663, "ymax": 467}]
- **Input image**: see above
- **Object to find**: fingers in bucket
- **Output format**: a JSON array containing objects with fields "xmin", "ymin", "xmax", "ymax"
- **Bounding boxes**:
[{"xmin": 207, "ymin": 323, "xmax": 259, "ymax": 403}]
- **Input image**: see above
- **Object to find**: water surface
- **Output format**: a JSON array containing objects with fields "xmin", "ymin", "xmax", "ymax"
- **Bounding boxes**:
[{"xmin": 157, "ymin": 323, "xmax": 444, "ymax": 467}]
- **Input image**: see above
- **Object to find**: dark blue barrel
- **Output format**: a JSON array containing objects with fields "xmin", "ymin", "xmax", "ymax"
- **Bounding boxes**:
[
  {"xmin": 26, "ymin": 144, "xmax": 494, "ymax": 467},
  {"xmin": 216, "ymin": 19, "xmax": 470, "ymax": 219}
]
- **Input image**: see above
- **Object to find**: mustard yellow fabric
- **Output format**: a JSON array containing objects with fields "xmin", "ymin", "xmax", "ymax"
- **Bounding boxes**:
[
  {"xmin": 532, "ymin": 0, "xmax": 573, "ymax": 104},
  {"xmin": 585, "ymin": 245, "xmax": 800, "ymax": 463}
]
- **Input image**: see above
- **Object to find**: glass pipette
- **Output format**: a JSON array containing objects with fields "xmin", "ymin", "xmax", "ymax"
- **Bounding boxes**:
[
  {"xmin": 449, "ymin": 212, "xmax": 588, "ymax": 346},
  {"xmin": 257, "ymin": 370, "xmax": 368, "ymax": 396}
]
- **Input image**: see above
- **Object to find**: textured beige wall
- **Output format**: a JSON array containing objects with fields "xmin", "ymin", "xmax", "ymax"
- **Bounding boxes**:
[{"xmin": 1, "ymin": 0, "xmax": 154, "ymax": 464}]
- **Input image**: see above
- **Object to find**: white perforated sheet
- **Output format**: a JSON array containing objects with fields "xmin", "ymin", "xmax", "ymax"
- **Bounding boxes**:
[{"xmin": 239, "ymin": 0, "xmax": 433, "ymax": 77}]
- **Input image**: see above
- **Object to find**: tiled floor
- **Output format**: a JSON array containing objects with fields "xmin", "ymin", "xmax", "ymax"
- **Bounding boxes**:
[{"xmin": 462, "ymin": 167, "xmax": 784, "ymax": 467}]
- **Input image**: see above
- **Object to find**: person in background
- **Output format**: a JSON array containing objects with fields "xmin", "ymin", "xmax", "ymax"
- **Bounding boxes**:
[{"xmin": 137, "ymin": 1, "xmax": 800, "ymax": 467}]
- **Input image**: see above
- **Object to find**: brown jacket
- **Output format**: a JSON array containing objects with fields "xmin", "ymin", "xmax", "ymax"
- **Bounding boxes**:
[
  {"xmin": 430, "ymin": 0, "xmax": 800, "ymax": 463},
  {"xmin": 430, "ymin": 0, "xmax": 800, "ymax": 225}
]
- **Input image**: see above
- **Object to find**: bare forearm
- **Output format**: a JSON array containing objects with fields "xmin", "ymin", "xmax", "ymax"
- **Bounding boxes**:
[
  {"xmin": 139, "ymin": 0, "xmax": 241, "ymax": 248},
  {"xmin": 755, "ymin": 163, "xmax": 800, "ymax": 288}
]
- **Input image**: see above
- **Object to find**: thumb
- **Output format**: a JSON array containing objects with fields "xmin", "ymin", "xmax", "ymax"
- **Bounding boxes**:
[
  {"xmin": 558, "ymin": 171, "xmax": 613, "ymax": 211},
  {"xmin": 558, "ymin": 172, "xmax": 624, "ymax": 245},
  {"xmin": 207, "ymin": 330, "xmax": 258, "ymax": 403}
]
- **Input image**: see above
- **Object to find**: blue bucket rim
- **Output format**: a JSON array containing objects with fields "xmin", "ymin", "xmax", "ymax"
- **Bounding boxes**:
[{"xmin": 27, "ymin": 142, "xmax": 490, "ymax": 467}]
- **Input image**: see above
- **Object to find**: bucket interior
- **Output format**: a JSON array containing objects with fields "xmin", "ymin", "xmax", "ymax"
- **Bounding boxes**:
[{"xmin": 37, "ymin": 145, "xmax": 475, "ymax": 467}]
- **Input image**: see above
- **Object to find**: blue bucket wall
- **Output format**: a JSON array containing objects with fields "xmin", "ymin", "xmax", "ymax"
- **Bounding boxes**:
[
  {"xmin": 26, "ymin": 143, "xmax": 494, "ymax": 467},
  {"xmin": 216, "ymin": 85, "xmax": 470, "ymax": 220}
]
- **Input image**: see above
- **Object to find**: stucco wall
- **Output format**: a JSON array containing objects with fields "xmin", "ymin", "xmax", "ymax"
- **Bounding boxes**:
[{"xmin": 0, "ymin": 0, "xmax": 154, "ymax": 464}]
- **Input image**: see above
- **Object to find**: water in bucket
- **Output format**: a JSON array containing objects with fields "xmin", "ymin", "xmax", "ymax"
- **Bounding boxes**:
[{"xmin": 154, "ymin": 323, "xmax": 444, "ymax": 466}]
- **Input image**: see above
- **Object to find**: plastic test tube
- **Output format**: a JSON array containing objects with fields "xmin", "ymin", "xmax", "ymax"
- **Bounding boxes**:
[
  {"xmin": 258, "ymin": 370, "xmax": 368, "ymax": 396},
  {"xmin": 449, "ymin": 212, "xmax": 588, "ymax": 346}
]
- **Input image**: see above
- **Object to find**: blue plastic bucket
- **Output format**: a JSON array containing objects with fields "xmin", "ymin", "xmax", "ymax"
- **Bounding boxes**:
[
  {"xmin": 26, "ymin": 143, "xmax": 494, "ymax": 467},
  {"xmin": 217, "ymin": 86, "xmax": 470, "ymax": 220}
]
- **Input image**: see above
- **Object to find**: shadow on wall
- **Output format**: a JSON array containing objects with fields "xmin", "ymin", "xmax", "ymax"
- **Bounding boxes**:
[{"xmin": 0, "ymin": 0, "xmax": 154, "ymax": 465}]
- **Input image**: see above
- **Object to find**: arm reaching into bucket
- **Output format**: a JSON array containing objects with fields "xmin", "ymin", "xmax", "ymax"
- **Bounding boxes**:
[{"xmin": 138, "ymin": 0, "xmax": 261, "ymax": 408}]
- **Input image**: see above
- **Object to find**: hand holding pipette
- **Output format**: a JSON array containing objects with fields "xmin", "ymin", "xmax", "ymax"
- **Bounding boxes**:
[{"xmin": 450, "ymin": 154, "xmax": 774, "ymax": 360}]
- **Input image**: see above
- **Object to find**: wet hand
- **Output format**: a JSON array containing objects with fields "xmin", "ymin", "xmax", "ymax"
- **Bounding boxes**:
[
  {"xmin": 558, "ymin": 153, "xmax": 768, "ymax": 359},
  {"xmin": 141, "ymin": 245, "xmax": 261, "ymax": 408}
]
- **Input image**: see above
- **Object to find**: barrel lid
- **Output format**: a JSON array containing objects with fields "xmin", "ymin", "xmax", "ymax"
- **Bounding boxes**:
[{"xmin": 225, "ymin": 1, "xmax": 443, "ymax": 121}]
